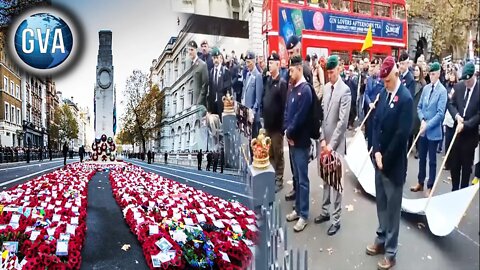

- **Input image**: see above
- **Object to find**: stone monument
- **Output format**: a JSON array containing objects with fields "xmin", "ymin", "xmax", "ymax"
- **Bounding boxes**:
[{"xmin": 92, "ymin": 30, "xmax": 117, "ymax": 162}]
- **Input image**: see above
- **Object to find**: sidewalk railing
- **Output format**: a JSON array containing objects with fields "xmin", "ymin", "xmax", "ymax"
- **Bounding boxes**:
[{"xmin": 0, "ymin": 151, "xmax": 79, "ymax": 164}]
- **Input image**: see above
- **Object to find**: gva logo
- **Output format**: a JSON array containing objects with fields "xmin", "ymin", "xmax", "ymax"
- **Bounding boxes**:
[{"xmin": 8, "ymin": 7, "xmax": 80, "ymax": 74}]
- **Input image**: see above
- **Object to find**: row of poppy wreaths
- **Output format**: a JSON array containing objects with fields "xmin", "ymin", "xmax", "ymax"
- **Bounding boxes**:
[
  {"xmin": 109, "ymin": 165, "xmax": 258, "ymax": 270},
  {"xmin": 0, "ymin": 163, "xmax": 96, "ymax": 269}
]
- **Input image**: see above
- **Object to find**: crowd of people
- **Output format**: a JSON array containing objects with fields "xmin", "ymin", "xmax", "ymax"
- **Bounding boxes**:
[{"xmin": 184, "ymin": 35, "xmax": 479, "ymax": 270}]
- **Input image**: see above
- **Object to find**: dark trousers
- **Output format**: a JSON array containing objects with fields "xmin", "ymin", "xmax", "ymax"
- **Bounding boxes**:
[
  {"xmin": 291, "ymin": 146, "xmax": 310, "ymax": 219},
  {"xmin": 444, "ymin": 126, "xmax": 455, "ymax": 169},
  {"xmin": 417, "ymin": 136, "xmax": 440, "ymax": 189},
  {"xmin": 450, "ymin": 136, "xmax": 475, "ymax": 191},
  {"xmin": 213, "ymin": 159, "xmax": 218, "ymax": 172},
  {"xmin": 80, "ymin": 155, "xmax": 84, "ymax": 162},
  {"xmin": 64, "ymin": 155, "xmax": 67, "ymax": 165},
  {"xmin": 374, "ymin": 171, "xmax": 403, "ymax": 261},
  {"xmin": 437, "ymin": 127, "xmax": 444, "ymax": 152},
  {"xmin": 289, "ymin": 147, "xmax": 297, "ymax": 192},
  {"xmin": 198, "ymin": 159, "xmax": 202, "ymax": 170},
  {"xmin": 206, "ymin": 160, "xmax": 211, "ymax": 171}
]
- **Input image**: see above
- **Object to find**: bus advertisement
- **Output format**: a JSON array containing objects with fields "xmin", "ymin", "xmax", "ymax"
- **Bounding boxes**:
[{"xmin": 262, "ymin": 0, "xmax": 408, "ymax": 63}]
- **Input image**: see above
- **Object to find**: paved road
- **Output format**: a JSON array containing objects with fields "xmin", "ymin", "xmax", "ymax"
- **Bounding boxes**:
[{"xmin": 278, "ymin": 135, "xmax": 479, "ymax": 270}]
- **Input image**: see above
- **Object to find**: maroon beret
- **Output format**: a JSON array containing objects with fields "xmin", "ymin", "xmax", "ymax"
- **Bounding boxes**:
[{"xmin": 380, "ymin": 56, "xmax": 396, "ymax": 79}]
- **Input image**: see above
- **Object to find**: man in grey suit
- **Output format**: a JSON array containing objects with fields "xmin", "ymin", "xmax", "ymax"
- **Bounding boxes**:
[
  {"xmin": 242, "ymin": 51, "xmax": 264, "ymax": 138},
  {"xmin": 314, "ymin": 55, "xmax": 351, "ymax": 236},
  {"xmin": 187, "ymin": 40, "xmax": 209, "ymax": 108}
]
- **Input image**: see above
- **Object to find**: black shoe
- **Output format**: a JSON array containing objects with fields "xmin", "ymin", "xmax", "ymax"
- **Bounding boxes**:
[
  {"xmin": 285, "ymin": 190, "xmax": 295, "ymax": 201},
  {"xmin": 414, "ymin": 153, "xmax": 419, "ymax": 159},
  {"xmin": 327, "ymin": 223, "xmax": 340, "ymax": 236},
  {"xmin": 314, "ymin": 215, "xmax": 330, "ymax": 224}
]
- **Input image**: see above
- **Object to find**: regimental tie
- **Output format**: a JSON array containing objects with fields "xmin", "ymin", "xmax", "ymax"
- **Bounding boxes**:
[
  {"xmin": 428, "ymin": 84, "xmax": 435, "ymax": 102},
  {"xmin": 386, "ymin": 92, "xmax": 392, "ymax": 104},
  {"xmin": 463, "ymin": 88, "xmax": 471, "ymax": 117}
]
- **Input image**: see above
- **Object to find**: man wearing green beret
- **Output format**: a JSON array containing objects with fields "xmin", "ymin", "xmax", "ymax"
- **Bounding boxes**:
[
  {"xmin": 447, "ymin": 62, "xmax": 480, "ymax": 191},
  {"xmin": 187, "ymin": 40, "xmax": 209, "ymax": 108},
  {"xmin": 314, "ymin": 55, "xmax": 351, "ymax": 236},
  {"xmin": 207, "ymin": 47, "xmax": 231, "ymax": 116},
  {"xmin": 410, "ymin": 62, "xmax": 447, "ymax": 196}
]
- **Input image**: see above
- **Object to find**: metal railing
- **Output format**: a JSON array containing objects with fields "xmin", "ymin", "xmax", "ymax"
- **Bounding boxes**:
[{"xmin": 0, "ymin": 151, "xmax": 78, "ymax": 163}]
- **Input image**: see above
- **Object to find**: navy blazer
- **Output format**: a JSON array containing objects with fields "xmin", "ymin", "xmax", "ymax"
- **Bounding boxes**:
[
  {"xmin": 372, "ymin": 82, "xmax": 414, "ymax": 185},
  {"xmin": 401, "ymin": 70, "xmax": 416, "ymax": 99}
]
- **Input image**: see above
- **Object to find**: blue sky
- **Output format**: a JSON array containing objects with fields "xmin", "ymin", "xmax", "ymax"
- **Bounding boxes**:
[{"xmin": 51, "ymin": 0, "xmax": 182, "ymax": 126}]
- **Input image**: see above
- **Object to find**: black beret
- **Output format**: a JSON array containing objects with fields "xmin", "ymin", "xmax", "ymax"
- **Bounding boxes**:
[
  {"xmin": 371, "ymin": 58, "xmax": 380, "ymax": 65},
  {"xmin": 289, "ymin": 55, "xmax": 303, "ymax": 66},
  {"xmin": 286, "ymin": 35, "xmax": 300, "ymax": 50},
  {"xmin": 187, "ymin": 40, "xmax": 198, "ymax": 49},
  {"xmin": 399, "ymin": 52, "xmax": 409, "ymax": 62},
  {"xmin": 268, "ymin": 52, "xmax": 280, "ymax": 61},
  {"xmin": 201, "ymin": 40, "xmax": 208, "ymax": 46}
]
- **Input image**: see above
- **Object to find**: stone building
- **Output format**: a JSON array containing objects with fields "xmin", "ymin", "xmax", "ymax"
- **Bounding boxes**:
[
  {"xmin": 22, "ymin": 74, "xmax": 47, "ymax": 148},
  {"xmin": 407, "ymin": 17, "xmax": 433, "ymax": 62},
  {"xmin": 45, "ymin": 77, "xmax": 59, "ymax": 148},
  {"xmin": 64, "ymin": 97, "xmax": 80, "ymax": 151},
  {"xmin": 0, "ymin": 46, "xmax": 22, "ymax": 147}
]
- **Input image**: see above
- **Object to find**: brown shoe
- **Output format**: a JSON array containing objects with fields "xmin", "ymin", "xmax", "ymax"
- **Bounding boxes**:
[
  {"xmin": 410, "ymin": 183, "xmax": 423, "ymax": 192},
  {"xmin": 366, "ymin": 244, "xmax": 385, "ymax": 256},
  {"xmin": 377, "ymin": 257, "xmax": 396, "ymax": 270}
]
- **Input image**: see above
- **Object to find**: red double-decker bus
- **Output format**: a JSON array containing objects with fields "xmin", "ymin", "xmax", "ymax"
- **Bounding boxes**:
[{"xmin": 262, "ymin": 0, "xmax": 408, "ymax": 63}]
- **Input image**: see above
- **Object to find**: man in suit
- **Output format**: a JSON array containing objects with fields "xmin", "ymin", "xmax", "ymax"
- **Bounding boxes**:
[
  {"xmin": 187, "ymin": 40, "xmax": 209, "ymax": 109},
  {"xmin": 398, "ymin": 52, "xmax": 417, "ymax": 151},
  {"xmin": 314, "ymin": 55, "xmax": 351, "ymax": 236},
  {"xmin": 344, "ymin": 65, "xmax": 358, "ymax": 129},
  {"xmin": 198, "ymin": 40, "xmax": 214, "ymax": 71},
  {"xmin": 284, "ymin": 55, "xmax": 313, "ymax": 232},
  {"xmin": 197, "ymin": 149, "xmax": 203, "ymax": 170},
  {"xmin": 448, "ymin": 62, "xmax": 479, "ymax": 191},
  {"xmin": 366, "ymin": 56, "xmax": 413, "ymax": 270},
  {"xmin": 241, "ymin": 51, "xmax": 264, "ymax": 139},
  {"xmin": 262, "ymin": 52, "xmax": 288, "ymax": 191},
  {"xmin": 410, "ymin": 62, "xmax": 447, "ymax": 196},
  {"xmin": 208, "ymin": 47, "xmax": 231, "ymax": 116},
  {"xmin": 364, "ymin": 59, "xmax": 384, "ymax": 149}
]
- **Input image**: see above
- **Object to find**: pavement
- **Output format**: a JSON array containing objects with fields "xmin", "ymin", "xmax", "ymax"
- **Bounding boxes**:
[{"xmin": 277, "ymin": 134, "xmax": 479, "ymax": 270}]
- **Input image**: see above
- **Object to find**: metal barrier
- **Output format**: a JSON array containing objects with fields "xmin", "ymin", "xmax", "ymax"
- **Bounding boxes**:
[{"xmin": 0, "ymin": 151, "xmax": 78, "ymax": 164}]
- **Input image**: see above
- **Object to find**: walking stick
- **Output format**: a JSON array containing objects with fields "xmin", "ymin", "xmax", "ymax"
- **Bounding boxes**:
[
  {"xmin": 407, "ymin": 132, "xmax": 422, "ymax": 158},
  {"xmin": 356, "ymin": 93, "xmax": 380, "ymax": 132},
  {"xmin": 424, "ymin": 128, "xmax": 460, "ymax": 210}
]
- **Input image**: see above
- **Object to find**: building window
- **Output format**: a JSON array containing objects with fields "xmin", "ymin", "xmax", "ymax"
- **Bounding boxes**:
[
  {"xmin": 233, "ymin": 11, "xmax": 240, "ymax": 19},
  {"xmin": 10, "ymin": 81, "xmax": 14, "ymax": 95},
  {"xmin": 11, "ymin": 105, "xmax": 15, "ymax": 123},
  {"xmin": 331, "ymin": 0, "xmax": 351, "ymax": 11},
  {"xmin": 353, "ymin": 0, "xmax": 370, "ymax": 14},
  {"xmin": 308, "ymin": 0, "xmax": 327, "ymax": 8},
  {"xmin": 3, "ymin": 76, "xmax": 7, "ymax": 91},
  {"xmin": 392, "ymin": 3, "xmax": 405, "ymax": 19},
  {"xmin": 374, "ymin": 1, "xmax": 390, "ymax": 17},
  {"xmin": 16, "ymin": 84, "xmax": 20, "ymax": 99},
  {"xmin": 4, "ymin": 103, "xmax": 9, "ymax": 122},
  {"xmin": 331, "ymin": 50, "xmax": 350, "ymax": 63},
  {"xmin": 16, "ymin": 108, "xmax": 20, "ymax": 125}
]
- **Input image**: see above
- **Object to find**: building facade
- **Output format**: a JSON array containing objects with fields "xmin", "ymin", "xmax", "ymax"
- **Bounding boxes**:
[
  {"xmin": 0, "ymin": 46, "xmax": 22, "ymax": 147},
  {"xmin": 79, "ymin": 106, "xmax": 94, "ymax": 152},
  {"xmin": 64, "ymin": 97, "xmax": 80, "ymax": 151},
  {"xmin": 22, "ymin": 74, "xmax": 47, "ymax": 148},
  {"xmin": 45, "ymin": 77, "xmax": 59, "ymax": 148}
]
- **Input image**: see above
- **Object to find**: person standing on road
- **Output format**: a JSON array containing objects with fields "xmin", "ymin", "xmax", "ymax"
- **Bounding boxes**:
[
  {"xmin": 220, "ymin": 148, "xmax": 224, "ymax": 174},
  {"xmin": 212, "ymin": 150, "xmax": 219, "ymax": 173},
  {"xmin": 284, "ymin": 55, "xmax": 313, "ymax": 233},
  {"xmin": 26, "ymin": 147, "xmax": 30, "ymax": 163},
  {"xmin": 206, "ymin": 151, "xmax": 212, "ymax": 171},
  {"xmin": 314, "ymin": 55, "xmax": 351, "ymax": 236},
  {"xmin": 79, "ymin": 145, "xmax": 85, "ymax": 163},
  {"xmin": 366, "ymin": 56, "xmax": 413, "ymax": 270},
  {"xmin": 410, "ymin": 62, "xmax": 447, "ymax": 196},
  {"xmin": 49, "ymin": 147, "xmax": 52, "ymax": 161},
  {"xmin": 262, "ymin": 52, "xmax": 288, "ymax": 191},
  {"xmin": 39, "ymin": 146, "xmax": 43, "ymax": 161},
  {"xmin": 62, "ymin": 142, "xmax": 69, "ymax": 166},
  {"xmin": 147, "ymin": 150, "xmax": 152, "ymax": 164},
  {"xmin": 197, "ymin": 149, "xmax": 203, "ymax": 170},
  {"xmin": 164, "ymin": 152, "xmax": 168, "ymax": 164}
]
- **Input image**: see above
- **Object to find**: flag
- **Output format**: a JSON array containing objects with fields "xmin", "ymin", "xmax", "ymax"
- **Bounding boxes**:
[{"xmin": 361, "ymin": 25, "xmax": 373, "ymax": 52}]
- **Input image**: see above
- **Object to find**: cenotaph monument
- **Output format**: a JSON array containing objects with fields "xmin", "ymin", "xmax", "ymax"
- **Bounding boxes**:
[{"xmin": 92, "ymin": 30, "xmax": 117, "ymax": 162}]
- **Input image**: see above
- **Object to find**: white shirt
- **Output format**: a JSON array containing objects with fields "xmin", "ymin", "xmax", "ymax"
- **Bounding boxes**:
[
  {"xmin": 401, "ymin": 70, "xmax": 409, "ymax": 79},
  {"xmin": 463, "ymin": 78, "xmax": 477, "ymax": 117},
  {"xmin": 387, "ymin": 78, "xmax": 401, "ymax": 104},
  {"xmin": 294, "ymin": 75, "xmax": 307, "ymax": 88}
]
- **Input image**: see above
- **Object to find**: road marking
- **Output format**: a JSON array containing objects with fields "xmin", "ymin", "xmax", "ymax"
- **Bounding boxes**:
[
  {"xmin": 0, "ymin": 164, "xmax": 64, "ymax": 187},
  {"xmin": 0, "ymin": 159, "xmax": 76, "ymax": 172},
  {"xmin": 131, "ymin": 160, "xmax": 244, "ymax": 186},
  {"xmin": 456, "ymin": 228, "xmax": 480, "ymax": 247},
  {"xmin": 132, "ymin": 161, "xmax": 252, "ymax": 199}
]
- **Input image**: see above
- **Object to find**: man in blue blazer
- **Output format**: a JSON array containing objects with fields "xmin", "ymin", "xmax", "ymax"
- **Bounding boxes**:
[
  {"xmin": 364, "ymin": 58, "xmax": 384, "ymax": 149},
  {"xmin": 241, "ymin": 51, "xmax": 264, "ymax": 139},
  {"xmin": 410, "ymin": 62, "xmax": 447, "ymax": 196},
  {"xmin": 366, "ymin": 56, "xmax": 413, "ymax": 270}
]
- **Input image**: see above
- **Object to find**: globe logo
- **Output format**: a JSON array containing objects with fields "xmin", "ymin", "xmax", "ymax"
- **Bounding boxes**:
[{"xmin": 13, "ymin": 13, "xmax": 73, "ymax": 70}]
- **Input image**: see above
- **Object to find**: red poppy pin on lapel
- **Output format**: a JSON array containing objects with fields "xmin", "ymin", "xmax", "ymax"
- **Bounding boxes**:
[{"xmin": 393, "ymin": 96, "xmax": 399, "ymax": 103}]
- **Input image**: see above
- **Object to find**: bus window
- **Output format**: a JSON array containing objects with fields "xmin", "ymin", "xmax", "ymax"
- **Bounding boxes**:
[
  {"xmin": 391, "ymin": 48, "xmax": 400, "ymax": 60},
  {"xmin": 372, "ymin": 53, "xmax": 388, "ymax": 61},
  {"xmin": 353, "ymin": 0, "xmax": 370, "ymax": 15},
  {"xmin": 373, "ymin": 2, "xmax": 390, "ymax": 18},
  {"xmin": 308, "ymin": 0, "xmax": 328, "ymax": 8},
  {"xmin": 352, "ymin": 50, "xmax": 369, "ymax": 62},
  {"xmin": 392, "ymin": 3, "xmax": 405, "ymax": 19},
  {"xmin": 331, "ymin": 50, "xmax": 349, "ymax": 63},
  {"xmin": 331, "ymin": 0, "xmax": 351, "ymax": 12},
  {"xmin": 282, "ymin": 0, "xmax": 304, "ymax": 4}
]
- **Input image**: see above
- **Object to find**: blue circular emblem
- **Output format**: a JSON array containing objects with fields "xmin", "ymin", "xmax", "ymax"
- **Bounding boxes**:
[{"xmin": 14, "ymin": 13, "xmax": 73, "ymax": 69}]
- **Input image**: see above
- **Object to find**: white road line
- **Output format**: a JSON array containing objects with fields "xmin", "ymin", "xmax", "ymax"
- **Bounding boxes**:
[
  {"xmin": 134, "ymin": 162, "xmax": 252, "ymax": 199},
  {"xmin": 0, "ymin": 159, "xmax": 73, "ymax": 172},
  {"xmin": 456, "ymin": 228, "xmax": 480, "ymax": 247},
  {"xmin": 0, "ymin": 164, "xmax": 64, "ymax": 187},
  {"xmin": 131, "ymin": 160, "xmax": 244, "ymax": 186}
]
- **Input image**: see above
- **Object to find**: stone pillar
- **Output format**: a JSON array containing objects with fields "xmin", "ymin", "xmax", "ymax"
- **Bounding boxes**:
[
  {"xmin": 248, "ymin": 0, "xmax": 264, "ymax": 56},
  {"xmin": 222, "ymin": 113, "xmax": 240, "ymax": 169}
]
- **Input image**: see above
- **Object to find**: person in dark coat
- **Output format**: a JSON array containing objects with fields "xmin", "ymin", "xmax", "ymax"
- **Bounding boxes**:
[
  {"xmin": 344, "ymin": 65, "xmax": 358, "ymax": 129},
  {"xmin": 206, "ymin": 151, "xmax": 212, "ymax": 171},
  {"xmin": 49, "ymin": 147, "xmax": 52, "ymax": 161},
  {"xmin": 39, "ymin": 147, "xmax": 43, "ymax": 161},
  {"xmin": 147, "ymin": 150, "xmax": 152, "ymax": 164},
  {"xmin": 207, "ymin": 47, "xmax": 231, "ymax": 116},
  {"xmin": 220, "ymin": 148, "xmax": 224, "ymax": 173},
  {"xmin": 447, "ymin": 62, "xmax": 479, "ymax": 191},
  {"xmin": 26, "ymin": 147, "xmax": 30, "ymax": 163},
  {"xmin": 198, "ymin": 40, "xmax": 214, "ymax": 71},
  {"xmin": 212, "ymin": 151, "xmax": 219, "ymax": 172},
  {"xmin": 367, "ymin": 56, "xmax": 413, "ymax": 270},
  {"xmin": 62, "ymin": 142, "xmax": 68, "ymax": 166},
  {"xmin": 79, "ymin": 146, "xmax": 85, "ymax": 163},
  {"xmin": 364, "ymin": 59, "xmax": 384, "ymax": 149},
  {"xmin": 197, "ymin": 149, "xmax": 203, "ymax": 170},
  {"xmin": 164, "ymin": 152, "xmax": 168, "ymax": 164}
]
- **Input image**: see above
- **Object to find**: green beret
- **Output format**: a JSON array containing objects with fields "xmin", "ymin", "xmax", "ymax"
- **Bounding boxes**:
[
  {"xmin": 460, "ymin": 62, "xmax": 475, "ymax": 80},
  {"xmin": 429, "ymin": 62, "xmax": 440, "ymax": 72},
  {"xmin": 211, "ymin": 47, "xmax": 221, "ymax": 57},
  {"xmin": 326, "ymin": 55, "xmax": 339, "ymax": 70}
]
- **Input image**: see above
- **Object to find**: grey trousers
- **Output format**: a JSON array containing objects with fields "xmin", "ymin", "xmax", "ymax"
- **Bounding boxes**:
[
  {"xmin": 321, "ymin": 183, "xmax": 342, "ymax": 225},
  {"xmin": 374, "ymin": 171, "xmax": 403, "ymax": 260}
]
